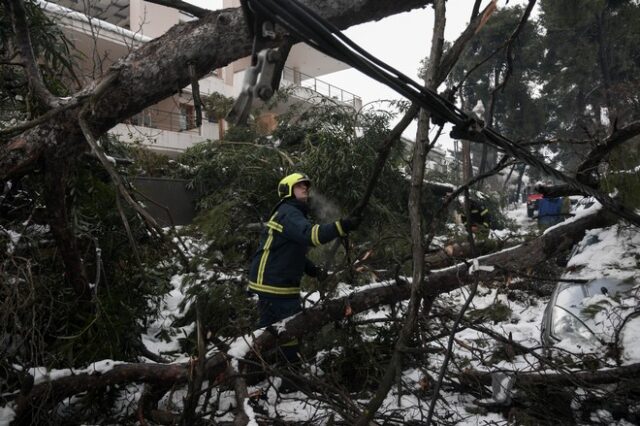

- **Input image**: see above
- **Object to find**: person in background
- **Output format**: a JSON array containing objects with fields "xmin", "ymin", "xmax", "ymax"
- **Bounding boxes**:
[
  {"xmin": 461, "ymin": 198, "xmax": 491, "ymax": 234},
  {"xmin": 248, "ymin": 172, "xmax": 360, "ymax": 363}
]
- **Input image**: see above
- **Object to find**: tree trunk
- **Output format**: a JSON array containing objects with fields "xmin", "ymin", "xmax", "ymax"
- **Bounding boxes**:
[
  {"xmin": 42, "ymin": 155, "xmax": 90, "ymax": 300},
  {"xmin": 0, "ymin": 0, "xmax": 433, "ymax": 181},
  {"xmin": 460, "ymin": 362, "xmax": 640, "ymax": 387}
]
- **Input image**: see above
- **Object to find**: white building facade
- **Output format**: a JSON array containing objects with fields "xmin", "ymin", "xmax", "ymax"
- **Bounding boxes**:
[{"xmin": 43, "ymin": 0, "xmax": 361, "ymax": 156}]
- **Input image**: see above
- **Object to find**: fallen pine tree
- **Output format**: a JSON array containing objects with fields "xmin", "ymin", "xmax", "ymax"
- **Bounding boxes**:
[{"xmin": 11, "ymin": 206, "xmax": 617, "ymax": 424}]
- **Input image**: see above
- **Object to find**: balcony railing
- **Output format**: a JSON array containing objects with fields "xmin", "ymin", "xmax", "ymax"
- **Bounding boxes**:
[
  {"xmin": 127, "ymin": 108, "xmax": 203, "ymax": 133},
  {"xmin": 281, "ymin": 66, "xmax": 362, "ymax": 109},
  {"xmin": 126, "ymin": 68, "xmax": 362, "ymax": 134}
]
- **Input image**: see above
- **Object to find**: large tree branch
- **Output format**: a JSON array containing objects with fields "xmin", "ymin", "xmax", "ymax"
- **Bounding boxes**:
[
  {"xmin": 533, "ymin": 119, "xmax": 640, "ymax": 197},
  {"xmin": 576, "ymin": 119, "xmax": 640, "ymax": 185},
  {"xmin": 3, "ymin": 0, "xmax": 59, "ymax": 109},
  {"xmin": 0, "ymin": 0, "xmax": 432, "ymax": 180},
  {"xmin": 13, "ymin": 208, "xmax": 616, "ymax": 423}
]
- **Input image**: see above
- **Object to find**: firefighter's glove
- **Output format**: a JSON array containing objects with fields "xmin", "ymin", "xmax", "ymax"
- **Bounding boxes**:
[{"xmin": 340, "ymin": 215, "xmax": 362, "ymax": 232}]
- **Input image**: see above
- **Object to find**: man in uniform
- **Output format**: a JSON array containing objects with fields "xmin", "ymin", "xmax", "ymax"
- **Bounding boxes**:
[{"xmin": 248, "ymin": 172, "xmax": 360, "ymax": 362}]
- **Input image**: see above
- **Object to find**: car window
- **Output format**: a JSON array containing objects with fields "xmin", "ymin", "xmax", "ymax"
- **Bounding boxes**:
[
  {"xmin": 555, "ymin": 285, "xmax": 586, "ymax": 312},
  {"xmin": 584, "ymin": 279, "xmax": 634, "ymax": 298}
]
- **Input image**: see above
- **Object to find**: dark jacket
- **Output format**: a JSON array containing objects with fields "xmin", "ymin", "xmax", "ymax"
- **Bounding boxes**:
[
  {"xmin": 538, "ymin": 197, "xmax": 563, "ymax": 226},
  {"xmin": 462, "ymin": 199, "xmax": 491, "ymax": 228},
  {"xmin": 248, "ymin": 199, "xmax": 346, "ymax": 298}
]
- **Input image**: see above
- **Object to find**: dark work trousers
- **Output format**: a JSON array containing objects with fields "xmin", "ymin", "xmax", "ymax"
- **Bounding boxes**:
[{"xmin": 257, "ymin": 295, "xmax": 301, "ymax": 363}]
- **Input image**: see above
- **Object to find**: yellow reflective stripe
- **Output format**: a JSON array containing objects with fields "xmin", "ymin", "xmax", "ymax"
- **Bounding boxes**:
[
  {"xmin": 257, "ymin": 231, "xmax": 274, "ymax": 284},
  {"xmin": 481, "ymin": 208, "xmax": 489, "ymax": 216},
  {"xmin": 257, "ymin": 213, "xmax": 278, "ymax": 285},
  {"xmin": 335, "ymin": 220, "xmax": 346, "ymax": 237},
  {"xmin": 281, "ymin": 338, "xmax": 299, "ymax": 347},
  {"xmin": 248, "ymin": 281, "xmax": 300, "ymax": 295},
  {"xmin": 267, "ymin": 221, "xmax": 283, "ymax": 232},
  {"xmin": 311, "ymin": 224, "xmax": 320, "ymax": 246}
]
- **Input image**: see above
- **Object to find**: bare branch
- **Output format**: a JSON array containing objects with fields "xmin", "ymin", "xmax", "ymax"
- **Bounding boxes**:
[
  {"xmin": 470, "ymin": 0, "xmax": 483, "ymax": 20},
  {"xmin": 576, "ymin": 119, "xmax": 640, "ymax": 185},
  {"xmin": 352, "ymin": 102, "xmax": 420, "ymax": 217},
  {"xmin": 450, "ymin": 0, "xmax": 536, "ymax": 96},
  {"xmin": 77, "ymin": 109, "xmax": 191, "ymax": 270},
  {"xmin": 356, "ymin": 1, "xmax": 446, "ymax": 423},
  {"xmin": 534, "ymin": 119, "xmax": 640, "ymax": 196},
  {"xmin": 460, "ymin": 362, "xmax": 640, "ymax": 388},
  {"xmin": 437, "ymin": 1, "xmax": 499, "ymax": 85},
  {"xmin": 499, "ymin": 0, "xmax": 537, "ymax": 93}
]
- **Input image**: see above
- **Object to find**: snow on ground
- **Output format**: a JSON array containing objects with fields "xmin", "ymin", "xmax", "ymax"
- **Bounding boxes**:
[
  {"xmin": 141, "ymin": 272, "xmax": 194, "ymax": 357},
  {"xmin": 555, "ymin": 223, "xmax": 640, "ymax": 360},
  {"xmin": 6, "ymin": 207, "xmax": 638, "ymax": 425},
  {"xmin": 504, "ymin": 201, "xmax": 534, "ymax": 231},
  {"xmin": 0, "ymin": 406, "xmax": 15, "ymax": 426},
  {"xmin": 237, "ymin": 203, "xmax": 640, "ymax": 424}
]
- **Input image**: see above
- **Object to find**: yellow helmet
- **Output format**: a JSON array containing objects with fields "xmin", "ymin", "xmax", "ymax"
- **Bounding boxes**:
[{"xmin": 278, "ymin": 172, "xmax": 311, "ymax": 199}]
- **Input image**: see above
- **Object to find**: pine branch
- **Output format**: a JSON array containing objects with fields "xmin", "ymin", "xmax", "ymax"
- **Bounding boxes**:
[{"xmin": 4, "ymin": 0, "xmax": 59, "ymax": 108}]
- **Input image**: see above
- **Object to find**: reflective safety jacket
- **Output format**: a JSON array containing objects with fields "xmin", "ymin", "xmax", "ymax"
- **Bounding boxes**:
[
  {"xmin": 462, "ymin": 199, "xmax": 491, "ymax": 228},
  {"xmin": 248, "ymin": 199, "xmax": 346, "ymax": 298}
]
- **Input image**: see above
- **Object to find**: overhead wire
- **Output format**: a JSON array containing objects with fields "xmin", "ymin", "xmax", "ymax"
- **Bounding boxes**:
[
  {"xmin": 244, "ymin": 0, "xmax": 640, "ymax": 227},
  {"xmin": 249, "ymin": 0, "xmax": 466, "ymax": 124}
]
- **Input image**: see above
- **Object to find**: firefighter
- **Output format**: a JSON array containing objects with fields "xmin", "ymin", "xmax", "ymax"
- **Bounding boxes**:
[
  {"xmin": 461, "ymin": 198, "xmax": 491, "ymax": 233},
  {"xmin": 248, "ymin": 172, "xmax": 360, "ymax": 363}
]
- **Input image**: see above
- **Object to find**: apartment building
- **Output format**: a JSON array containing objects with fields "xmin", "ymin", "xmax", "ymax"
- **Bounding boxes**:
[{"xmin": 42, "ymin": 0, "xmax": 362, "ymax": 156}]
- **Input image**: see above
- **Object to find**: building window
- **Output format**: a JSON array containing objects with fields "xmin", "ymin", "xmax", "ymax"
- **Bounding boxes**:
[{"xmin": 180, "ymin": 104, "xmax": 195, "ymax": 131}]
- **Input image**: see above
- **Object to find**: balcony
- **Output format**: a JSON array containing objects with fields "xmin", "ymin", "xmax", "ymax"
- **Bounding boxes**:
[
  {"xmin": 109, "ymin": 107, "xmax": 219, "ymax": 157},
  {"xmin": 280, "ymin": 66, "xmax": 362, "ymax": 110},
  {"xmin": 127, "ymin": 107, "xmax": 202, "ymax": 133}
]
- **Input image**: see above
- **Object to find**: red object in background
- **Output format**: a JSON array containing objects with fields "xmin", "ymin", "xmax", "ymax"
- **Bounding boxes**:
[{"xmin": 526, "ymin": 193, "xmax": 543, "ymax": 217}]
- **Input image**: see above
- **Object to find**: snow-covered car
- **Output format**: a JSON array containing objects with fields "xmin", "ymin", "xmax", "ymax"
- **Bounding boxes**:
[
  {"xmin": 540, "ymin": 224, "xmax": 640, "ymax": 357},
  {"xmin": 541, "ymin": 277, "xmax": 635, "ymax": 349}
]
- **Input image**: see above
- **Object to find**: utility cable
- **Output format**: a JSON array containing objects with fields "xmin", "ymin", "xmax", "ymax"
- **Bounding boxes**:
[{"xmin": 244, "ymin": 0, "xmax": 640, "ymax": 227}]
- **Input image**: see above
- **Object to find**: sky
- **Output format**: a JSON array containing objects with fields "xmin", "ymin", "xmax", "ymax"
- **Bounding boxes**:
[{"xmin": 187, "ymin": 0, "xmax": 515, "ymax": 150}]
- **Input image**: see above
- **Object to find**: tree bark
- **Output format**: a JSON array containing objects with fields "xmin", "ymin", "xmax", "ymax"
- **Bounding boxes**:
[
  {"xmin": 42, "ymin": 156, "xmax": 90, "ymax": 300},
  {"xmin": 0, "ymin": 0, "xmax": 432, "ymax": 181}
]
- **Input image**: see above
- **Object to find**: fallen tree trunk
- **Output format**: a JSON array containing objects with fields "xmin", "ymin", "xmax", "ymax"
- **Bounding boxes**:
[
  {"xmin": 460, "ymin": 362, "xmax": 640, "ymax": 387},
  {"xmin": 0, "ymin": 0, "xmax": 432, "ymax": 181},
  {"xmin": 12, "ymin": 208, "xmax": 616, "ymax": 423}
]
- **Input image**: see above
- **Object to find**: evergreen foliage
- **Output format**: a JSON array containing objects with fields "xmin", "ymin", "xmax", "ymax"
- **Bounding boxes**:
[
  {"xmin": 0, "ymin": 159, "xmax": 173, "ymax": 372},
  {"xmin": 0, "ymin": 0, "xmax": 78, "ymax": 121},
  {"xmin": 175, "ymin": 98, "xmax": 449, "ymax": 280}
]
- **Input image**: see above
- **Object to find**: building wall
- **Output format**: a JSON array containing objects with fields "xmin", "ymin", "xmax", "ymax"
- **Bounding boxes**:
[
  {"xmin": 110, "ymin": 121, "xmax": 219, "ymax": 157},
  {"xmin": 44, "ymin": 0, "xmax": 359, "ymax": 156},
  {"xmin": 130, "ymin": 0, "xmax": 181, "ymax": 38}
]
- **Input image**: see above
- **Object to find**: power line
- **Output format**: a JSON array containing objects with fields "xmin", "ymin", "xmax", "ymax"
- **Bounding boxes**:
[{"xmin": 244, "ymin": 0, "xmax": 640, "ymax": 227}]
